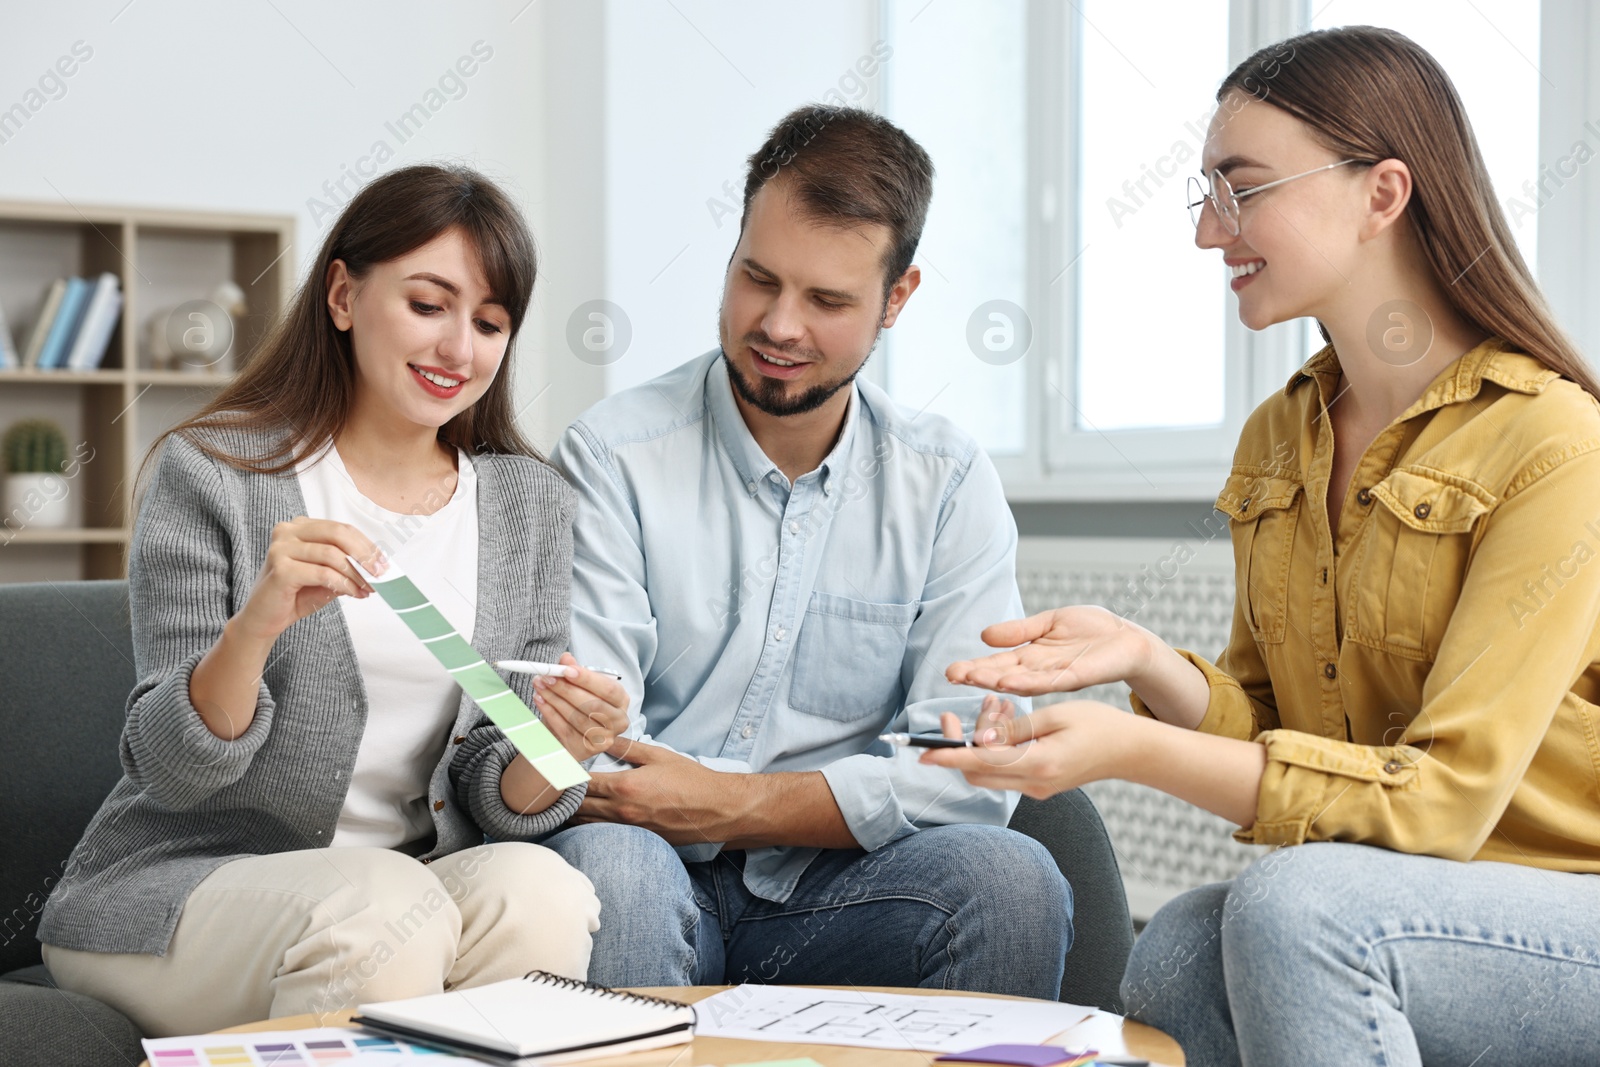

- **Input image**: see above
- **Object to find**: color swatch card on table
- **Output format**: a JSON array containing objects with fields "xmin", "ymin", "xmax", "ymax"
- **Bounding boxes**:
[
  {"xmin": 143, "ymin": 1026, "xmax": 473, "ymax": 1064},
  {"xmin": 349, "ymin": 556, "xmax": 589, "ymax": 790}
]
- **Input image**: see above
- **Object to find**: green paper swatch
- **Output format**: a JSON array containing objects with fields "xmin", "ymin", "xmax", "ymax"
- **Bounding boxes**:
[{"xmin": 351, "ymin": 558, "xmax": 589, "ymax": 790}]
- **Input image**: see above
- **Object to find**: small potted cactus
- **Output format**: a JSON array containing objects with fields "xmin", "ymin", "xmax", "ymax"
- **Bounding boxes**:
[{"xmin": 3, "ymin": 418, "xmax": 72, "ymax": 528}]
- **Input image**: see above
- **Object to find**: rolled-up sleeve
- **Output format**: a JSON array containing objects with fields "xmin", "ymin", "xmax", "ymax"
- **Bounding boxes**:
[
  {"xmin": 1237, "ymin": 448, "xmax": 1600, "ymax": 858},
  {"xmin": 1129, "ymin": 514, "xmax": 1282, "ymax": 741},
  {"xmin": 120, "ymin": 435, "xmax": 276, "ymax": 811},
  {"xmin": 1129, "ymin": 641, "xmax": 1279, "ymax": 741},
  {"xmin": 450, "ymin": 475, "xmax": 586, "ymax": 840},
  {"xmin": 821, "ymin": 449, "xmax": 1026, "ymax": 850},
  {"xmin": 452, "ymin": 731, "xmax": 585, "ymax": 839}
]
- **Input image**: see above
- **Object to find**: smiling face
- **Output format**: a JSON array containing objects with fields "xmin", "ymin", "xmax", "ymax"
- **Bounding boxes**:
[
  {"xmin": 1196, "ymin": 92, "xmax": 1370, "ymax": 331},
  {"xmin": 718, "ymin": 176, "xmax": 917, "ymax": 418},
  {"xmin": 326, "ymin": 226, "xmax": 512, "ymax": 432}
]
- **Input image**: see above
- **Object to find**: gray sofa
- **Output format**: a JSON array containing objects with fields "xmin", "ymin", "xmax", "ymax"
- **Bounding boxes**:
[
  {"xmin": 0, "ymin": 581, "xmax": 146, "ymax": 1066},
  {"xmin": 0, "ymin": 579, "xmax": 1135, "ymax": 1066}
]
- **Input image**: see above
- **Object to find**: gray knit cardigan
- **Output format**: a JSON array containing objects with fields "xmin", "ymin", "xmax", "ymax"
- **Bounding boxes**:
[{"xmin": 38, "ymin": 423, "xmax": 585, "ymax": 956}]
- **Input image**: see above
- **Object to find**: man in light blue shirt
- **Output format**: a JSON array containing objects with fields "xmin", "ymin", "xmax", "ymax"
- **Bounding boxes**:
[{"xmin": 543, "ymin": 106, "xmax": 1071, "ymax": 996}]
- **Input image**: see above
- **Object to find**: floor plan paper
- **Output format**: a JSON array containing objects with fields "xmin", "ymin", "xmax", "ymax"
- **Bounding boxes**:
[
  {"xmin": 349, "ymin": 556, "xmax": 589, "ymax": 790},
  {"xmin": 694, "ymin": 985, "xmax": 1094, "ymax": 1053}
]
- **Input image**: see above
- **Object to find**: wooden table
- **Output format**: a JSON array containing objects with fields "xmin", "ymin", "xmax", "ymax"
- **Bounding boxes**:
[{"xmin": 140, "ymin": 986, "xmax": 1183, "ymax": 1066}]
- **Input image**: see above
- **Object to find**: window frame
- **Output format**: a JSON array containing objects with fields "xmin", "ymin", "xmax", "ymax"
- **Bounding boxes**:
[
  {"xmin": 880, "ymin": 0, "xmax": 1576, "ymax": 501},
  {"xmin": 988, "ymin": 0, "xmax": 1309, "ymax": 501}
]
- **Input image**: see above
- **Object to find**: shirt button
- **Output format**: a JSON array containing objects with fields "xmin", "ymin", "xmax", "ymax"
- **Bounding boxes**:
[
  {"xmin": 773, "ymin": 626, "xmax": 787, "ymax": 641},
  {"xmin": 746, "ymin": 481, "xmax": 757, "ymax": 493},
  {"xmin": 1323, "ymin": 662, "xmax": 1338, "ymax": 680},
  {"xmin": 433, "ymin": 799, "xmax": 445, "ymax": 812},
  {"xmin": 421, "ymin": 857, "xmax": 431, "ymax": 865},
  {"xmin": 1413, "ymin": 502, "xmax": 1432, "ymax": 519},
  {"xmin": 1357, "ymin": 488, "xmax": 1373, "ymax": 506},
  {"xmin": 787, "ymin": 521, "xmax": 800, "ymax": 535},
  {"xmin": 1383, "ymin": 759, "xmax": 1404, "ymax": 774},
  {"xmin": 452, "ymin": 735, "xmax": 466, "ymax": 745},
  {"xmin": 741, "ymin": 724, "xmax": 755, "ymax": 739}
]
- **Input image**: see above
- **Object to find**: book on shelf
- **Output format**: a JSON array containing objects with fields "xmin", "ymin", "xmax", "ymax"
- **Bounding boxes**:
[
  {"xmin": 65, "ymin": 272, "xmax": 121, "ymax": 370},
  {"xmin": 11, "ymin": 275, "xmax": 121, "ymax": 372},
  {"xmin": 35, "ymin": 277, "xmax": 92, "ymax": 370},
  {"xmin": 20, "ymin": 278, "xmax": 66, "ymax": 368}
]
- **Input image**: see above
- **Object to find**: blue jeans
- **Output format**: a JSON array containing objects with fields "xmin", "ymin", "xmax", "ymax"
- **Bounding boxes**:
[
  {"xmin": 1121, "ymin": 842, "xmax": 1600, "ymax": 1066},
  {"xmin": 545, "ymin": 822, "xmax": 1072, "ymax": 999}
]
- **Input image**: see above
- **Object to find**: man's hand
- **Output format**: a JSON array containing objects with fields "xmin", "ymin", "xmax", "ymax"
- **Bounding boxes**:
[
  {"xmin": 572, "ymin": 738, "xmax": 742, "ymax": 845},
  {"xmin": 572, "ymin": 737, "xmax": 859, "ymax": 849}
]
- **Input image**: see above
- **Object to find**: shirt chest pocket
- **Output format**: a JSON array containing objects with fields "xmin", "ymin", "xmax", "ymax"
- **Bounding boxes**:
[
  {"xmin": 1216, "ymin": 471, "xmax": 1304, "ymax": 645},
  {"xmin": 1351, "ymin": 467, "xmax": 1493, "ymax": 660},
  {"xmin": 789, "ymin": 591, "xmax": 919, "ymax": 721}
]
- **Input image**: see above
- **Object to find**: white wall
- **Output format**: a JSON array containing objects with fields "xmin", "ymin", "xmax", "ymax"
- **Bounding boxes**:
[
  {"xmin": 0, "ymin": 0, "xmax": 887, "ymax": 448},
  {"xmin": 596, "ymin": 0, "xmax": 880, "ymax": 397},
  {"xmin": 0, "ymin": 0, "xmax": 559, "ymax": 442}
]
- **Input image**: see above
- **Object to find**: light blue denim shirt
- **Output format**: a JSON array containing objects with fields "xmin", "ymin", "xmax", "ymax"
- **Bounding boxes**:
[{"xmin": 550, "ymin": 351, "xmax": 1027, "ymax": 902}]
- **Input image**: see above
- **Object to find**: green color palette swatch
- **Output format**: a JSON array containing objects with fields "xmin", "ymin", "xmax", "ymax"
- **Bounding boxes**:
[{"xmin": 350, "ymin": 557, "xmax": 589, "ymax": 790}]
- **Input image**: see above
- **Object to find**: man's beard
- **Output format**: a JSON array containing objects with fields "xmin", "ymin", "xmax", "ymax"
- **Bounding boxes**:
[{"xmin": 719, "ymin": 329, "xmax": 879, "ymax": 418}]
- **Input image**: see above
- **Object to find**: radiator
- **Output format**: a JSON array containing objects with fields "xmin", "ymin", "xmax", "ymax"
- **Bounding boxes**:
[{"xmin": 1014, "ymin": 536, "xmax": 1265, "ymax": 922}]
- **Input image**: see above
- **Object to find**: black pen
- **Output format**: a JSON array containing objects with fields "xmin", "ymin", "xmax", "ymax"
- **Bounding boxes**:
[{"xmin": 878, "ymin": 732, "xmax": 973, "ymax": 749}]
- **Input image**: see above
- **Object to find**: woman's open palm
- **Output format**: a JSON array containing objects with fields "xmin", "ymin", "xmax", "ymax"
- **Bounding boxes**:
[{"xmin": 945, "ymin": 605, "xmax": 1153, "ymax": 696}]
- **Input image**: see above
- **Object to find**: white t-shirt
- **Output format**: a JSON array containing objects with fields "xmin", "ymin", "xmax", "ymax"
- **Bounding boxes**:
[{"xmin": 295, "ymin": 441, "xmax": 479, "ymax": 850}]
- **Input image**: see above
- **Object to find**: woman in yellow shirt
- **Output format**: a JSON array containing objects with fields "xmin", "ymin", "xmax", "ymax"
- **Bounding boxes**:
[{"xmin": 925, "ymin": 25, "xmax": 1600, "ymax": 1065}]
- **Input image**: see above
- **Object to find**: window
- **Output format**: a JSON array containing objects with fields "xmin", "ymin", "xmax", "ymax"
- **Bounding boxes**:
[
  {"xmin": 1074, "ymin": 0, "xmax": 1230, "ymax": 433},
  {"xmin": 879, "ymin": 0, "xmax": 1551, "ymax": 499},
  {"xmin": 880, "ymin": 0, "xmax": 1030, "ymax": 456}
]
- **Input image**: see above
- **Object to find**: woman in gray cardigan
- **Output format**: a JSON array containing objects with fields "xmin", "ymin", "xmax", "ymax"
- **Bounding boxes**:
[{"xmin": 38, "ymin": 165, "xmax": 628, "ymax": 1037}]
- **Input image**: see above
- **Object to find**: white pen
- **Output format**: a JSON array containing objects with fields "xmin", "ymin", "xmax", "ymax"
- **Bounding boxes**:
[
  {"xmin": 495, "ymin": 659, "xmax": 624, "ymax": 681},
  {"xmin": 878, "ymin": 732, "xmax": 974, "ymax": 749}
]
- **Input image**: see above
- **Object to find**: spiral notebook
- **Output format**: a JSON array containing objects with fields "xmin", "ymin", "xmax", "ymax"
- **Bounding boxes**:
[{"xmin": 352, "ymin": 971, "xmax": 694, "ymax": 1064}]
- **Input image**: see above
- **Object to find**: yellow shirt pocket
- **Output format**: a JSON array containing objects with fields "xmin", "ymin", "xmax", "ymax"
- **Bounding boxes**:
[
  {"xmin": 1351, "ymin": 467, "xmax": 1494, "ymax": 660},
  {"xmin": 1216, "ymin": 470, "xmax": 1304, "ymax": 645}
]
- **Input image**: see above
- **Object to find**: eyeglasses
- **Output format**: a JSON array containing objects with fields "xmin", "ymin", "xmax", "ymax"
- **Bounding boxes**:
[{"xmin": 1187, "ymin": 159, "xmax": 1362, "ymax": 235}]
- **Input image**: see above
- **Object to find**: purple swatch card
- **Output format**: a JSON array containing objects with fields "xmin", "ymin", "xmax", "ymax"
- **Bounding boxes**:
[{"xmin": 934, "ymin": 1045, "xmax": 1093, "ymax": 1067}]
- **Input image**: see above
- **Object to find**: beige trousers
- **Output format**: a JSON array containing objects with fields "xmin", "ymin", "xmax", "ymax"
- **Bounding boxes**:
[{"xmin": 43, "ymin": 842, "xmax": 601, "ymax": 1038}]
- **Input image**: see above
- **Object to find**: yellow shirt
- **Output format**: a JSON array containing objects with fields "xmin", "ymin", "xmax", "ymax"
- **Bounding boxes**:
[{"xmin": 1134, "ymin": 338, "xmax": 1600, "ymax": 870}]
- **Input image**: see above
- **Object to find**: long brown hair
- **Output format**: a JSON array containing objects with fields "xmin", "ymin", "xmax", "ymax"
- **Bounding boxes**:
[
  {"xmin": 1221, "ymin": 26, "xmax": 1600, "ymax": 400},
  {"xmin": 150, "ymin": 163, "xmax": 541, "ymax": 478}
]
